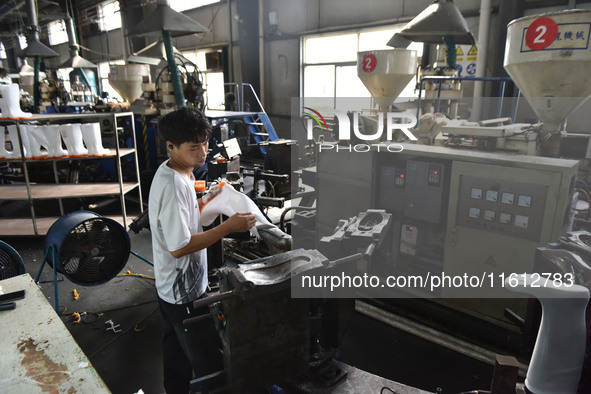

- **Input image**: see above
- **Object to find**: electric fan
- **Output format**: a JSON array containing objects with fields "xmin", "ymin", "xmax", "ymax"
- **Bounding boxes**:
[
  {"xmin": 43, "ymin": 211, "xmax": 131, "ymax": 286},
  {"xmin": 0, "ymin": 240, "xmax": 26, "ymax": 280}
]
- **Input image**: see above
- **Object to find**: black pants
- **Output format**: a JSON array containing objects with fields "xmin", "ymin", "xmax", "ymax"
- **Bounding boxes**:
[{"xmin": 157, "ymin": 296, "xmax": 223, "ymax": 394}]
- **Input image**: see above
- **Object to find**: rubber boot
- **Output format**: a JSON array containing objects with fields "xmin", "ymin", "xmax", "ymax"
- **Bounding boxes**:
[
  {"xmin": 6, "ymin": 124, "xmax": 30, "ymax": 159},
  {"xmin": 62, "ymin": 123, "xmax": 88, "ymax": 157},
  {"xmin": 506, "ymin": 274, "xmax": 590, "ymax": 394},
  {"xmin": 0, "ymin": 84, "xmax": 32, "ymax": 119},
  {"xmin": 81, "ymin": 122, "xmax": 110, "ymax": 156},
  {"xmin": 22, "ymin": 124, "xmax": 47, "ymax": 159},
  {"xmin": 43, "ymin": 124, "xmax": 68, "ymax": 158}
]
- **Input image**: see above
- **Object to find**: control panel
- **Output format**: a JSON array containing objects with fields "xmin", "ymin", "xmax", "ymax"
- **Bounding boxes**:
[
  {"xmin": 379, "ymin": 159, "xmax": 447, "ymax": 224},
  {"xmin": 456, "ymin": 175, "xmax": 548, "ymax": 242}
]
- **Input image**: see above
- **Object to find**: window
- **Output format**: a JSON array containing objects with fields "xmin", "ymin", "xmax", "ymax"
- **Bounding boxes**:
[
  {"xmin": 170, "ymin": 0, "xmax": 220, "ymax": 12},
  {"xmin": 182, "ymin": 49, "xmax": 225, "ymax": 110},
  {"xmin": 48, "ymin": 20, "xmax": 68, "ymax": 46},
  {"xmin": 0, "ymin": 43, "xmax": 6, "ymax": 60},
  {"xmin": 98, "ymin": 0, "xmax": 121, "ymax": 32},
  {"xmin": 302, "ymin": 26, "xmax": 423, "ymax": 110},
  {"xmin": 98, "ymin": 60, "xmax": 125, "ymax": 101}
]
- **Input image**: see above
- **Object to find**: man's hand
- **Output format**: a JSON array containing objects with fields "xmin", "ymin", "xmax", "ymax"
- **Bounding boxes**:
[{"xmin": 224, "ymin": 212, "xmax": 256, "ymax": 233}]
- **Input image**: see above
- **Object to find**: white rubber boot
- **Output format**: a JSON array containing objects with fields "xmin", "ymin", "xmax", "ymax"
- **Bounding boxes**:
[
  {"xmin": 43, "ymin": 124, "xmax": 68, "ymax": 158},
  {"xmin": 61, "ymin": 123, "xmax": 88, "ymax": 157},
  {"xmin": 0, "ymin": 84, "xmax": 32, "ymax": 119},
  {"xmin": 25, "ymin": 125, "xmax": 49, "ymax": 159},
  {"xmin": 506, "ymin": 274, "xmax": 590, "ymax": 394},
  {"xmin": 81, "ymin": 122, "xmax": 110, "ymax": 156},
  {"xmin": 6, "ymin": 124, "xmax": 30, "ymax": 159}
]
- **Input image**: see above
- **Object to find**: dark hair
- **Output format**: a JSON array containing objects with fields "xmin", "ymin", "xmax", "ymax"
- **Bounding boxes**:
[{"xmin": 158, "ymin": 107, "xmax": 212, "ymax": 146}]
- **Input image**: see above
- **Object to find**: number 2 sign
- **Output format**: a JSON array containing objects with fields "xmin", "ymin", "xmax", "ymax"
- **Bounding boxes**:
[
  {"xmin": 525, "ymin": 17, "xmax": 558, "ymax": 50},
  {"xmin": 362, "ymin": 53, "xmax": 377, "ymax": 73}
]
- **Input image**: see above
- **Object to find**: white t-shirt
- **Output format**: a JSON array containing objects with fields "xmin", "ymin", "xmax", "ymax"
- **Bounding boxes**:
[{"xmin": 148, "ymin": 160, "xmax": 208, "ymax": 304}]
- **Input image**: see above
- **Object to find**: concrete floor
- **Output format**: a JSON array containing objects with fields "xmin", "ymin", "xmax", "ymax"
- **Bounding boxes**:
[{"xmin": 5, "ymin": 228, "xmax": 498, "ymax": 394}]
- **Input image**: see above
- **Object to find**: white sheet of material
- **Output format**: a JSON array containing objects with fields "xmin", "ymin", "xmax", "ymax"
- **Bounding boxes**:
[{"xmin": 200, "ymin": 183, "xmax": 271, "ymax": 238}]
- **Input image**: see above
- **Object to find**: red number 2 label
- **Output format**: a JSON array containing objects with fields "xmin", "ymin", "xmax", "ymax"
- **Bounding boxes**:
[
  {"xmin": 525, "ymin": 17, "xmax": 558, "ymax": 50},
  {"xmin": 362, "ymin": 53, "xmax": 377, "ymax": 73}
]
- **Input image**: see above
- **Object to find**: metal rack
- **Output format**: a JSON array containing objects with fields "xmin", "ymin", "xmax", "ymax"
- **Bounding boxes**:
[{"xmin": 0, "ymin": 112, "xmax": 143, "ymax": 236}]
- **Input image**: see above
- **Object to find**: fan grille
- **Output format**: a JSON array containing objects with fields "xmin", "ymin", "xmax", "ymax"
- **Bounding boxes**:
[
  {"xmin": 0, "ymin": 248, "xmax": 21, "ymax": 280},
  {"xmin": 52, "ymin": 218, "xmax": 130, "ymax": 285}
]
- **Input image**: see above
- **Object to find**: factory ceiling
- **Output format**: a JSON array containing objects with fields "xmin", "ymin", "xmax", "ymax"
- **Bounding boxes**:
[{"xmin": 0, "ymin": 0, "xmax": 591, "ymax": 50}]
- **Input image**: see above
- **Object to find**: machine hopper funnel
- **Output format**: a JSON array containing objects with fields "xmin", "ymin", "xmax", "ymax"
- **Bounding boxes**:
[
  {"xmin": 504, "ymin": 9, "xmax": 591, "ymax": 156},
  {"xmin": 357, "ymin": 50, "xmax": 418, "ymax": 112},
  {"xmin": 108, "ymin": 64, "xmax": 151, "ymax": 102}
]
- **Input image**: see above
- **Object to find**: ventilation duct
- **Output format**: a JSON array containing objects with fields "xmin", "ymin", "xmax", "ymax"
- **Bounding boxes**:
[
  {"xmin": 21, "ymin": 0, "xmax": 58, "ymax": 58},
  {"xmin": 387, "ymin": 0, "xmax": 474, "ymax": 48},
  {"xmin": 129, "ymin": 2, "xmax": 210, "ymax": 38},
  {"xmin": 59, "ymin": 16, "xmax": 96, "ymax": 69}
]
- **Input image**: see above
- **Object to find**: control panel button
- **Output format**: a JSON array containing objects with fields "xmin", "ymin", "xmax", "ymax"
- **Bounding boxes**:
[
  {"xmin": 470, "ymin": 188, "xmax": 483, "ymax": 200},
  {"xmin": 469, "ymin": 207, "xmax": 481, "ymax": 219},
  {"xmin": 515, "ymin": 215, "xmax": 529, "ymax": 228},
  {"xmin": 501, "ymin": 192, "xmax": 515, "ymax": 205},
  {"xmin": 499, "ymin": 212, "xmax": 512, "ymax": 224},
  {"xmin": 517, "ymin": 195, "xmax": 532, "ymax": 208},
  {"xmin": 486, "ymin": 190, "xmax": 498, "ymax": 202},
  {"xmin": 394, "ymin": 170, "xmax": 405, "ymax": 187},
  {"xmin": 483, "ymin": 210, "xmax": 495, "ymax": 221},
  {"xmin": 428, "ymin": 165, "xmax": 442, "ymax": 186}
]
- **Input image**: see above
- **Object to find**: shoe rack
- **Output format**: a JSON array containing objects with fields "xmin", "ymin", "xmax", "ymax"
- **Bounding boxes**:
[{"xmin": 0, "ymin": 112, "xmax": 144, "ymax": 236}]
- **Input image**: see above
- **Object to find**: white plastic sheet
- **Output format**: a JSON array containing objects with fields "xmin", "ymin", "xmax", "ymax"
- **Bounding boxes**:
[{"xmin": 200, "ymin": 183, "xmax": 271, "ymax": 238}]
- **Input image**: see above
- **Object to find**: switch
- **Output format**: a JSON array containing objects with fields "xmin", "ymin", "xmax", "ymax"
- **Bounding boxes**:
[
  {"xmin": 400, "ymin": 224, "xmax": 418, "ymax": 256},
  {"xmin": 428, "ymin": 165, "xmax": 442, "ymax": 186},
  {"xmin": 394, "ymin": 169, "xmax": 406, "ymax": 188}
]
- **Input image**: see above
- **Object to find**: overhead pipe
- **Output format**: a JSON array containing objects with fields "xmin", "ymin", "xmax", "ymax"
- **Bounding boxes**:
[
  {"xmin": 258, "ymin": 0, "xmax": 265, "ymax": 107},
  {"xmin": 162, "ymin": 29, "xmax": 185, "ymax": 106},
  {"xmin": 60, "ymin": 15, "xmax": 96, "ymax": 68},
  {"xmin": 128, "ymin": 0, "xmax": 210, "ymax": 106},
  {"xmin": 23, "ymin": 0, "xmax": 59, "ymax": 111},
  {"xmin": 158, "ymin": 0, "xmax": 185, "ymax": 106},
  {"xmin": 472, "ymin": 0, "xmax": 492, "ymax": 121}
]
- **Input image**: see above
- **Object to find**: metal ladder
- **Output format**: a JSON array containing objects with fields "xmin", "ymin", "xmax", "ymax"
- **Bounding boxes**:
[{"xmin": 224, "ymin": 83, "xmax": 279, "ymax": 154}]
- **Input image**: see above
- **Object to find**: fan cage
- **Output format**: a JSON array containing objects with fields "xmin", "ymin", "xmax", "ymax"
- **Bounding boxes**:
[
  {"xmin": 0, "ymin": 241, "xmax": 25, "ymax": 280},
  {"xmin": 46, "ymin": 212, "xmax": 130, "ymax": 286}
]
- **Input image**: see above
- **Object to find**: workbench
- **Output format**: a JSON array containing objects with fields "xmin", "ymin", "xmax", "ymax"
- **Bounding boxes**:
[{"xmin": 0, "ymin": 274, "xmax": 110, "ymax": 393}]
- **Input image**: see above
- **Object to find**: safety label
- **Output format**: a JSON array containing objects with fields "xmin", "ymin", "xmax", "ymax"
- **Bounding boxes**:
[{"xmin": 520, "ymin": 18, "xmax": 591, "ymax": 52}]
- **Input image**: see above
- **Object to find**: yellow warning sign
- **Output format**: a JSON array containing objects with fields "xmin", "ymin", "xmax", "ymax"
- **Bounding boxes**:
[
  {"xmin": 456, "ymin": 46, "xmax": 464, "ymax": 56},
  {"xmin": 467, "ymin": 45, "xmax": 477, "ymax": 56}
]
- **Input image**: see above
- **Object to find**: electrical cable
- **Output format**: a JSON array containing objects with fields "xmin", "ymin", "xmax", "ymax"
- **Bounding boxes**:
[
  {"xmin": 279, "ymin": 205, "xmax": 316, "ymax": 232},
  {"xmin": 265, "ymin": 180, "xmax": 276, "ymax": 197},
  {"xmin": 115, "ymin": 273, "xmax": 155, "ymax": 280}
]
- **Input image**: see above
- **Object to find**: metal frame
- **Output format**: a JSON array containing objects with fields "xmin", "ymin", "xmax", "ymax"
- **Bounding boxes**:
[
  {"xmin": 416, "ymin": 76, "xmax": 521, "ymax": 122},
  {"xmin": 0, "ymin": 112, "xmax": 143, "ymax": 235}
]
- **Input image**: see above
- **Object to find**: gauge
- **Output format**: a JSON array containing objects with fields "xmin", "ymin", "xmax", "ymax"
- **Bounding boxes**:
[
  {"xmin": 518, "ymin": 195, "xmax": 532, "ymax": 208},
  {"xmin": 470, "ymin": 188, "xmax": 483, "ymax": 199},
  {"xmin": 499, "ymin": 212, "xmax": 512, "ymax": 224},
  {"xmin": 515, "ymin": 215, "xmax": 529, "ymax": 228},
  {"xmin": 485, "ymin": 190, "xmax": 498, "ymax": 202},
  {"xmin": 483, "ymin": 210, "xmax": 495, "ymax": 221},
  {"xmin": 501, "ymin": 192, "xmax": 514, "ymax": 205},
  {"xmin": 468, "ymin": 207, "xmax": 481, "ymax": 219}
]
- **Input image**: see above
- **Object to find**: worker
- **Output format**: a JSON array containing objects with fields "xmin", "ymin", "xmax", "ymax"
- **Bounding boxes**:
[{"xmin": 149, "ymin": 106, "xmax": 256, "ymax": 393}]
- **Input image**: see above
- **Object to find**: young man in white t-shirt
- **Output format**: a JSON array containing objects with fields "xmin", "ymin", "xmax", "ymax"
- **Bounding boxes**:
[{"xmin": 149, "ymin": 107, "xmax": 256, "ymax": 393}]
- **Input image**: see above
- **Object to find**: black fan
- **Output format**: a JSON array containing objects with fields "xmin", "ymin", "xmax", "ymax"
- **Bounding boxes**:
[
  {"xmin": 44, "ymin": 211, "xmax": 130, "ymax": 286},
  {"xmin": 0, "ymin": 240, "xmax": 25, "ymax": 280}
]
